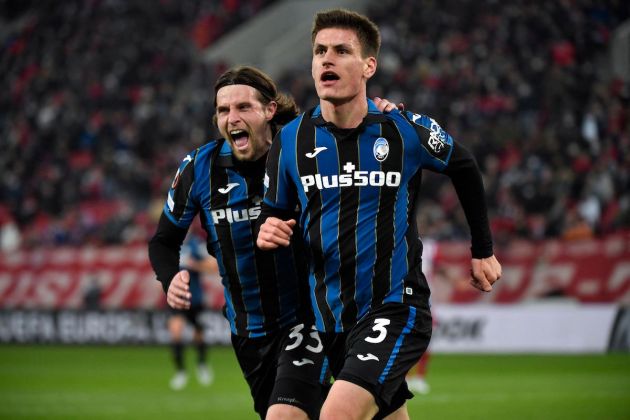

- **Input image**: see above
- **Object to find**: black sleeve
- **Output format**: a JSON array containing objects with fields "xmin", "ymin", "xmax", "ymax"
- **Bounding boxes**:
[
  {"xmin": 148, "ymin": 212, "xmax": 188, "ymax": 293},
  {"xmin": 442, "ymin": 140, "xmax": 494, "ymax": 258}
]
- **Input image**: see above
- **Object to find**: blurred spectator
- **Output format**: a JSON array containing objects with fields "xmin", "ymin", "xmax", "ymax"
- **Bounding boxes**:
[
  {"xmin": 82, "ymin": 275, "xmax": 103, "ymax": 310},
  {"xmin": 0, "ymin": 206, "xmax": 21, "ymax": 252}
]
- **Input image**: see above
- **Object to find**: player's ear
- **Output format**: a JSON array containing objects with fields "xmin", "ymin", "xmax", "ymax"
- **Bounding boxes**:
[
  {"xmin": 265, "ymin": 101, "xmax": 277, "ymax": 121},
  {"xmin": 363, "ymin": 56, "xmax": 377, "ymax": 79}
]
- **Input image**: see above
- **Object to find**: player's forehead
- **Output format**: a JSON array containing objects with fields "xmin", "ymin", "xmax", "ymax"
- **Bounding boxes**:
[
  {"xmin": 215, "ymin": 84, "xmax": 261, "ymax": 107},
  {"xmin": 313, "ymin": 27, "xmax": 361, "ymax": 50}
]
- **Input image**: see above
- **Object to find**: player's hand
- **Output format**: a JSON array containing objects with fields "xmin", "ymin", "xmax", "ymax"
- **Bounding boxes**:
[
  {"xmin": 373, "ymin": 96, "xmax": 405, "ymax": 112},
  {"xmin": 257, "ymin": 217, "xmax": 296, "ymax": 250},
  {"xmin": 470, "ymin": 254, "xmax": 502, "ymax": 292},
  {"xmin": 167, "ymin": 270, "xmax": 191, "ymax": 309}
]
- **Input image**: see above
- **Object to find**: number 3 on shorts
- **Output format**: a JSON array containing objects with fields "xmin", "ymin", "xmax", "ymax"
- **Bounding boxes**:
[{"xmin": 365, "ymin": 318, "xmax": 391, "ymax": 343}]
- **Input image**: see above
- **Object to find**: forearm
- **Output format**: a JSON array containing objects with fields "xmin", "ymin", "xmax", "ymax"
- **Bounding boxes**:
[
  {"xmin": 443, "ymin": 142, "xmax": 493, "ymax": 258},
  {"xmin": 148, "ymin": 213, "xmax": 188, "ymax": 293}
]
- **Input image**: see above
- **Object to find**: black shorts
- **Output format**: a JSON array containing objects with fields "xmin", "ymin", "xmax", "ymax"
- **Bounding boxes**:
[
  {"xmin": 170, "ymin": 305, "xmax": 203, "ymax": 330},
  {"xmin": 231, "ymin": 323, "xmax": 331, "ymax": 419},
  {"xmin": 321, "ymin": 302, "xmax": 432, "ymax": 418}
]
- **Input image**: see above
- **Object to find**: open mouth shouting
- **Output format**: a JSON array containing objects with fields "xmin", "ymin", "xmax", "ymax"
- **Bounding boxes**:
[
  {"xmin": 320, "ymin": 71, "xmax": 340, "ymax": 86},
  {"xmin": 230, "ymin": 129, "xmax": 250, "ymax": 150}
]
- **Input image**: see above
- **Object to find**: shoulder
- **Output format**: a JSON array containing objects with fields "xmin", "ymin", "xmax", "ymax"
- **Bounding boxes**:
[
  {"xmin": 195, "ymin": 138, "xmax": 224, "ymax": 159},
  {"xmin": 177, "ymin": 138, "xmax": 226, "ymax": 170},
  {"xmin": 397, "ymin": 111, "xmax": 448, "ymax": 139}
]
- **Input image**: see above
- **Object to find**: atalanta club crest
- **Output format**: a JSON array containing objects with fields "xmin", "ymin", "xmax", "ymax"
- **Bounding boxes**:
[{"xmin": 373, "ymin": 137, "xmax": 389, "ymax": 162}]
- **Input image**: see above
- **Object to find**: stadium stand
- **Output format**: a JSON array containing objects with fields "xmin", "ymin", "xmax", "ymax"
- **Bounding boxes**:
[
  {"xmin": 0, "ymin": 0, "xmax": 629, "ymax": 250},
  {"xmin": 1, "ymin": 0, "xmax": 276, "ymax": 248}
]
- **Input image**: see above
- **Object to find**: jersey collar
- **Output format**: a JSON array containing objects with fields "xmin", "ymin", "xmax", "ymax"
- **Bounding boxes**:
[
  {"xmin": 310, "ymin": 98, "xmax": 389, "ymax": 127},
  {"xmin": 216, "ymin": 138, "xmax": 267, "ymax": 173},
  {"xmin": 216, "ymin": 139, "xmax": 235, "ymax": 167}
]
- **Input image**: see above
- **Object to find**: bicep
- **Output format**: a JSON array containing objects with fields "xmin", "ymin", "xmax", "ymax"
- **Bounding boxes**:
[{"xmin": 164, "ymin": 154, "xmax": 200, "ymax": 228}]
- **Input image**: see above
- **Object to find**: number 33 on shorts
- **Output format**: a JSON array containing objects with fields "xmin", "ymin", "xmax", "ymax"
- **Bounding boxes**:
[{"xmin": 283, "ymin": 323, "xmax": 325, "ymax": 368}]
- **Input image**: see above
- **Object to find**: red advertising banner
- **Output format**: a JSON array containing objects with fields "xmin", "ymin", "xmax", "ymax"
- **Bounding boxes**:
[
  {"xmin": 431, "ymin": 232, "xmax": 630, "ymax": 304},
  {"xmin": 0, "ymin": 245, "xmax": 224, "ymax": 309},
  {"xmin": 0, "ymin": 233, "xmax": 628, "ymax": 309}
]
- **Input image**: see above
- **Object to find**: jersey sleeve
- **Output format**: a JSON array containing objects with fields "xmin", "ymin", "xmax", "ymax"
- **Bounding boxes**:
[
  {"xmin": 148, "ymin": 212, "xmax": 187, "ymax": 293},
  {"xmin": 402, "ymin": 111, "xmax": 454, "ymax": 171},
  {"xmin": 163, "ymin": 149, "xmax": 200, "ymax": 229}
]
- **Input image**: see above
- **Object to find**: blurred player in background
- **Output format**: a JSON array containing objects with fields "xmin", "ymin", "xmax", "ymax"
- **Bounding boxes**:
[
  {"xmin": 257, "ymin": 9, "xmax": 501, "ymax": 419},
  {"xmin": 168, "ymin": 230, "xmax": 217, "ymax": 390},
  {"xmin": 406, "ymin": 239, "xmax": 437, "ymax": 395},
  {"xmin": 149, "ymin": 65, "xmax": 397, "ymax": 418}
]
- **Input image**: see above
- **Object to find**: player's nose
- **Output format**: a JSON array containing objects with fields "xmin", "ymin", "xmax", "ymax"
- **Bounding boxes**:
[{"xmin": 227, "ymin": 107, "xmax": 241, "ymax": 124}]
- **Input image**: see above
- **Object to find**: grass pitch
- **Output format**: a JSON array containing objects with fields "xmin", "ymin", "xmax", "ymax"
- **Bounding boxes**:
[{"xmin": 0, "ymin": 345, "xmax": 628, "ymax": 419}]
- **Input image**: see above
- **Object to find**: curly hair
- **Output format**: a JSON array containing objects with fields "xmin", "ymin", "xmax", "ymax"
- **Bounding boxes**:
[{"xmin": 212, "ymin": 66, "xmax": 298, "ymax": 133}]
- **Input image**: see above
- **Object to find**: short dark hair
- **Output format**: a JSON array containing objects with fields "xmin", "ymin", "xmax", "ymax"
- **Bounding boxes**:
[
  {"xmin": 212, "ymin": 66, "xmax": 298, "ymax": 130},
  {"xmin": 312, "ymin": 8, "xmax": 380, "ymax": 58}
]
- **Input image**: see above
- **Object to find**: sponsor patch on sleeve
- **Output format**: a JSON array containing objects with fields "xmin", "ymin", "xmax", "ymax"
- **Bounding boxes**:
[{"xmin": 408, "ymin": 112, "xmax": 452, "ymax": 162}]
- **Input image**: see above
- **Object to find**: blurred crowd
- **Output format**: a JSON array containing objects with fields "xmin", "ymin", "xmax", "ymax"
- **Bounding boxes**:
[
  {"xmin": 1, "ymin": 0, "xmax": 629, "ymax": 250},
  {"xmin": 1, "ymin": 0, "xmax": 272, "ymax": 249}
]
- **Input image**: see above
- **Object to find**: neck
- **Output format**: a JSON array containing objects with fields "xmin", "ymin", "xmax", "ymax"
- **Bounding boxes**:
[{"xmin": 319, "ymin": 95, "xmax": 367, "ymax": 129}]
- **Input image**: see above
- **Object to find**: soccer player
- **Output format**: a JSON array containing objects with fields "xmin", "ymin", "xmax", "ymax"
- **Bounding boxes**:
[
  {"xmin": 167, "ymin": 231, "xmax": 216, "ymax": 390},
  {"xmin": 149, "ymin": 66, "xmax": 398, "ymax": 419},
  {"xmin": 257, "ymin": 9, "xmax": 502, "ymax": 420}
]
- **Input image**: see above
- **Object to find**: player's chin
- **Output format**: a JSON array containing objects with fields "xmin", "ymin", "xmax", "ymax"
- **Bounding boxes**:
[
  {"xmin": 233, "ymin": 149, "xmax": 252, "ymax": 161},
  {"xmin": 316, "ymin": 84, "xmax": 336, "ymax": 98}
]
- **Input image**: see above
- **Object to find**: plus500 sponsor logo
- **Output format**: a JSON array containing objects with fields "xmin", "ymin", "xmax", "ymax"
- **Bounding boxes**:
[
  {"xmin": 300, "ymin": 170, "xmax": 401, "ymax": 192},
  {"xmin": 211, "ymin": 205, "xmax": 260, "ymax": 224}
]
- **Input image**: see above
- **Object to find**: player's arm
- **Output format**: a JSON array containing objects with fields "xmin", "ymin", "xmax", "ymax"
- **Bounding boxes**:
[
  {"xmin": 404, "ymin": 111, "xmax": 501, "ymax": 292},
  {"xmin": 148, "ymin": 149, "xmax": 202, "ymax": 307},
  {"xmin": 148, "ymin": 213, "xmax": 192, "ymax": 309},
  {"xmin": 442, "ymin": 141, "xmax": 502, "ymax": 292}
]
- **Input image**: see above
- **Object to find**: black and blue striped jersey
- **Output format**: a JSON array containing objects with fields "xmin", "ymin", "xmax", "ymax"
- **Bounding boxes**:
[
  {"xmin": 262, "ymin": 98, "xmax": 490, "ymax": 333},
  {"xmin": 156, "ymin": 139, "xmax": 310, "ymax": 338}
]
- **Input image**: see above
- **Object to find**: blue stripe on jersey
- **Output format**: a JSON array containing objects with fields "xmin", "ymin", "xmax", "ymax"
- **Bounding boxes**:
[
  {"xmin": 354, "ymin": 123, "xmax": 382, "ymax": 319},
  {"xmin": 309, "ymin": 275, "xmax": 325, "ymax": 332},
  {"xmin": 229, "ymin": 178, "xmax": 264, "ymax": 336},
  {"xmin": 316, "ymin": 132, "xmax": 343, "ymax": 329},
  {"xmin": 219, "ymin": 140, "xmax": 232, "ymax": 157},
  {"xmin": 387, "ymin": 122, "xmax": 410, "ymax": 305},
  {"xmin": 378, "ymin": 306, "xmax": 416, "ymax": 384},
  {"xmin": 319, "ymin": 356, "xmax": 330, "ymax": 385}
]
